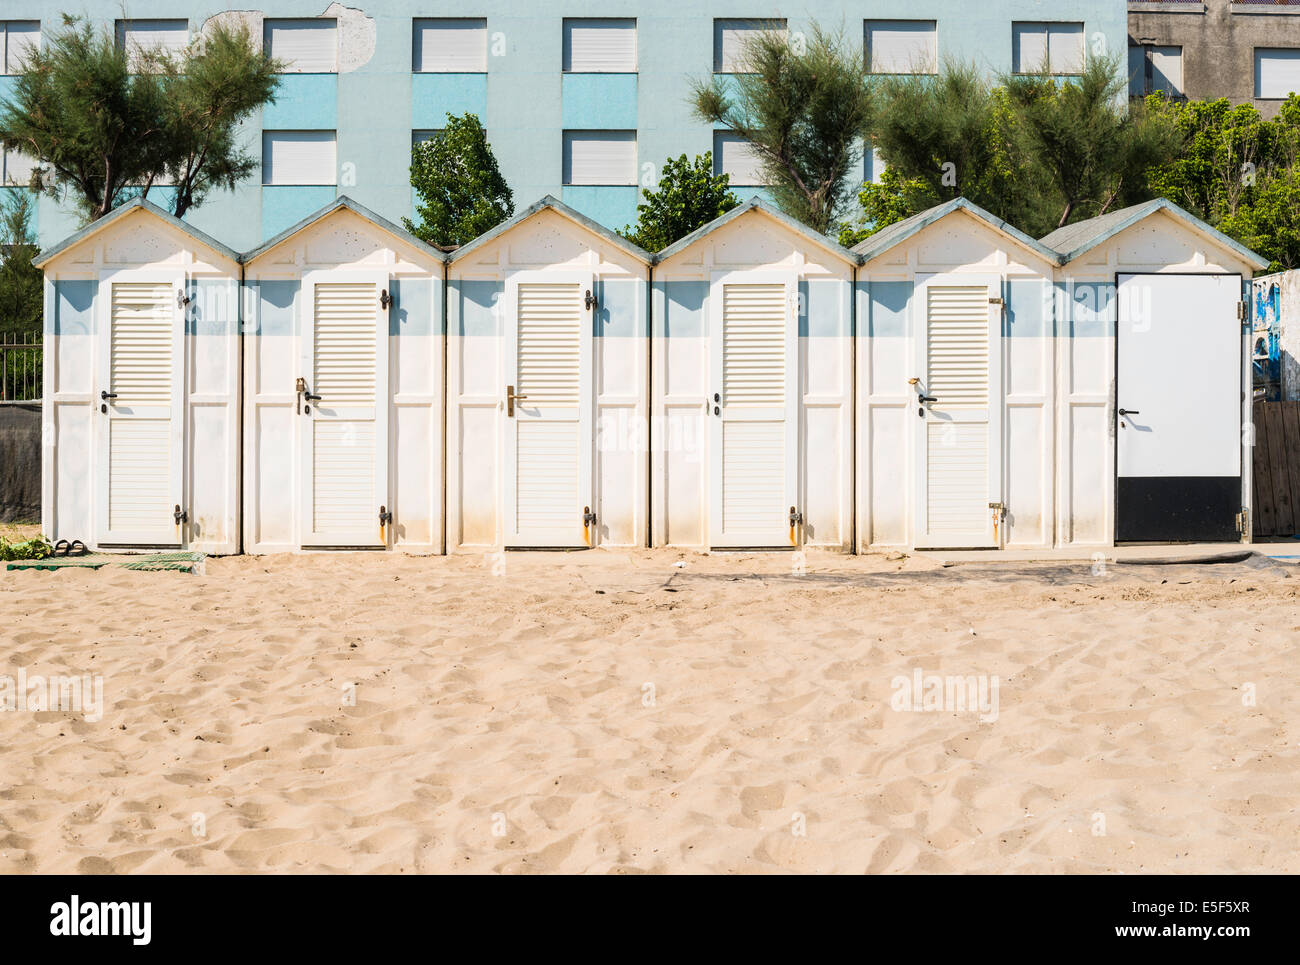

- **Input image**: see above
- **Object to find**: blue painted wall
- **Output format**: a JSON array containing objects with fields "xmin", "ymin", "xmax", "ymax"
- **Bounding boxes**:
[{"xmin": 10, "ymin": 2, "xmax": 1128, "ymax": 251}]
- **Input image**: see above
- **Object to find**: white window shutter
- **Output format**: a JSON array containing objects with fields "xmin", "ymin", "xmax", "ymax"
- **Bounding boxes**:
[
  {"xmin": 266, "ymin": 19, "xmax": 338, "ymax": 73},
  {"xmin": 564, "ymin": 19, "xmax": 636, "ymax": 72},
  {"xmin": 1012, "ymin": 23, "xmax": 1048, "ymax": 73},
  {"xmin": 413, "ymin": 19, "xmax": 487, "ymax": 72},
  {"xmin": 1128, "ymin": 45, "xmax": 1146, "ymax": 96},
  {"xmin": 1256, "ymin": 49, "xmax": 1300, "ymax": 99},
  {"xmin": 1151, "ymin": 46, "xmax": 1182, "ymax": 96},
  {"xmin": 116, "ymin": 20, "xmax": 189, "ymax": 68},
  {"xmin": 1048, "ymin": 24, "xmax": 1084, "ymax": 74},
  {"xmin": 714, "ymin": 132, "xmax": 763, "ymax": 187},
  {"xmin": 866, "ymin": 20, "xmax": 936, "ymax": 75},
  {"xmin": 714, "ymin": 19, "xmax": 785, "ymax": 74},
  {"xmin": 563, "ymin": 131, "xmax": 636, "ymax": 185},
  {"xmin": 4, "ymin": 21, "xmax": 40, "ymax": 73},
  {"xmin": 263, "ymin": 131, "xmax": 337, "ymax": 185}
]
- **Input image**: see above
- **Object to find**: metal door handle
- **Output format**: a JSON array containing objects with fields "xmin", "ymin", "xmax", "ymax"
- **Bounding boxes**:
[
  {"xmin": 303, "ymin": 391, "xmax": 322, "ymax": 402},
  {"xmin": 507, "ymin": 385, "xmax": 528, "ymax": 417},
  {"xmin": 918, "ymin": 394, "xmax": 937, "ymax": 403},
  {"xmin": 1118, "ymin": 408, "xmax": 1139, "ymax": 416},
  {"xmin": 101, "ymin": 390, "xmax": 118, "ymax": 400}
]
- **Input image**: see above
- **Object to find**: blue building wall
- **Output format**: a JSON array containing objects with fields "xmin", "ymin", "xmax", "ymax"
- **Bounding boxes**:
[{"xmin": 8, "ymin": 2, "xmax": 1128, "ymax": 250}]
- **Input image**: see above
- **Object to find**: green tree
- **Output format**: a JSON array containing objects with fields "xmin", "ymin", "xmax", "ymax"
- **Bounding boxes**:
[
  {"xmin": 0, "ymin": 191, "xmax": 41, "ymax": 337},
  {"xmin": 1003, "ymin": 55, "xmax": 1178, "ymax": 230},
  {"xmin": 620, "ymin": 153, "xmax": 740, "ymax": 252},
  {"xmin": 0, "ymin": 17, "xmax": 280, "ymax": 223},
  {"xmin": 838, "ymin": 167, "xmax": 936, "ymax": 247},
  {"xmin": 690, "ymin": 23, "xmax": 874, "ymax": 234},
  {"xmin": 404, "ymin": 113, "xmax": 514, "ymax": 247}
]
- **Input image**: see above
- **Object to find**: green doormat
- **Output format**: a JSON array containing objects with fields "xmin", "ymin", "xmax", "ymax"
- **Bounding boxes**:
[{"xmin": 7, "ymin": 551, "xmax": 205, "ymax": 573}]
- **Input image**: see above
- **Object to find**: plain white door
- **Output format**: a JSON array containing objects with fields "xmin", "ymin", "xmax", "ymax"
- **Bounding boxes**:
[
  {"xmin": 1116, "ymin": 273, "xmax": 1242, "ymax": 541},
  {"xmin": 95, "ymin": 274, "xmax": 185, "ymax": 546},
  {"xmin": 708, "ymin": 271, "xmax": 799, "ymax": 547},
  {"xmin": 912, "ymin": 275, "xmax": 1003, "ymax": 548},
  {"xmin": 503, "ymin": 272, "xmax": 594, "ymax": 547},
  {"xmin": 299, "ymin": 273, "xmax": 390, "ymax": 547}
]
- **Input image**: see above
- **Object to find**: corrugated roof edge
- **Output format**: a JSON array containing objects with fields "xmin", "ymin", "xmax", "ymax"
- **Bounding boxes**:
[
  {"xmin": 1041, "ymin": 197, "xmax": 1270, "ymax": 271},
  {"xmin": 448, "ymin": 195, "xmax": 653, "ymax": 265},
  {"xmin": 34, "ymin": 196, "xmax": 242, "ymax": 269},
  {"xmin": 853, "ymin": 197, "xmax": 1063, "ymax": 266},
  {"xmin": 240, "ymin": 195, "xmax": 448, "ymax": 264},
  {"xmin": 653, "ymin": 195, "xmax": 861, "ymax": 265}
]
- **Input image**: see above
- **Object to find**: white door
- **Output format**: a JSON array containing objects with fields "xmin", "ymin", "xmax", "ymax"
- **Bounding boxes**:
[
  {"xmin": 299, "ymin": 273, "xmax": 390, "ymax": 547},
  {"xmin": 1116, "ymin": 273, "xmax": 1242, "ymax": 542},
  {"xmin": 912, "ymin": 275, "xmax": 1003, "ymax": 548},
  {"xmin": 708, "ymin": 271, "xmax": 799, "ymax": 548},
  {"xmin": 503, "ymin": 272, "xmax": 594, "ymax": 547},
  {"xmin": 95, "ymin": 273, "xmax": 185, "ymax": 546}
]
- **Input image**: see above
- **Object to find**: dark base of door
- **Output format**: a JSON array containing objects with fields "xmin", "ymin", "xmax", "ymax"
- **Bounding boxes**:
[{"xmin": 1116, "ymin": 476, "xmax": 1240, "ymax": 542}]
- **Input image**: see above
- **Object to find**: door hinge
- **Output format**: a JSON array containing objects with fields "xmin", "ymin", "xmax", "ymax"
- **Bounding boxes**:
[
  {"xmin": 583, "ymin": 506, "xmax": 596, "ymax": 528},
  {"xmin": 173, "ymin": 504, "xmax": 188, "ymax": 525},
  {"xmin": 1236, "ymin": 509, "xmax": 1248, "ymax": 534},
  {"xmin": 989, "ymin": 296, "xmax": 1004, "ymax": 306},
  {"xmin": 379, "ymin": 506, "xmax": 393, "ymax": 526},
  {"xmin": 1237, "ymin": 300, "xmax": 1248, "ymax": 322},
  {"xmin": 789, "ymin": 506, "xmax": 803, "ymax": 526}
]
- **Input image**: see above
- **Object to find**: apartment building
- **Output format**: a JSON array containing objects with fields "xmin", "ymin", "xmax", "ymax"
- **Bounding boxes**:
[
  {"xmin": 1129, "ymin": 0, "xmax": 1300, "ymax": 113},
  {"xmin": 1, "ymin": 3, "xmax": 1127, "ymax": 249}
]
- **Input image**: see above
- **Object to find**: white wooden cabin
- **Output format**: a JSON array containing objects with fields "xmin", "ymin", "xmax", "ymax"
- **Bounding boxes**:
[
  {"xmin": 36, "ymin": 198, "xmax": 241, "ymax": 554},
  {"xmin": 445, "ymin": 197, "xmax": 651, "ymax": 552},
  {"xmin": 651, "ymin": 198, "xmax": 856, "ymax": 551},
  {"xmin": 241, "ymin": 197, "xmax": 446, "ymax": 553}
]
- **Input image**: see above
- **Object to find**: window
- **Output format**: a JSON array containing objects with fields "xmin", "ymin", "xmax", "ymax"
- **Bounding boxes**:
[
  {"xmin": 413, "ymin": 19, "xmax": 487, "ymax": 72},
  {"xmin": 865, "ymin": 21, "xmax": 936, "ymax": 75},
  {"xmin": 714, "ymin": 132, "xmax": 763, "ymax": 187},
  {"xmin": 2, "ymin": 21, "xmax": 39, "ymax": 74},
  {"xmin": 714, "ymin": 19, "xmax": 786, "ymax": 74},
  {"xmin": 412, "ymin": 130, "xmax": 441, "ymax": 145},
  {"xmin": 1, "ymin": 147, "xmax": 34, "ymax": 186},
  {"xmin": 1012, "ymin": 22, "xmax": 1084, "ymax": 74},
  {"xmin": 265, "ymin": 19, "xmax": 338, "ymax": 73},
  {"xmin": 1129, "ymin": 44, "xmax": 1182, "ymax": 98},
  {"xmin": 563, "ymin": 131, "xmax": 636, "ymax": 185},
  {"xmin": 262, "ymin": 131, "xmax": 337, "ymax": 185},
  {"xmin": 115, "ymin": 20, "xmax": 189, "ymax": 68},
  {"xmin": 1256, "ymin": 48, "xmax": 1300, "ymax": 100},
  {"xmin": 563, "ymin": 19, "xmax": 636, "ymax": 73}
]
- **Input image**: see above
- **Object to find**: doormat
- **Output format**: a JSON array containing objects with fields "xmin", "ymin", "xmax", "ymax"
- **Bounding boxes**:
[{"xmin": 7, "ymin": 551, "xmax": 205, "ymax": 573}]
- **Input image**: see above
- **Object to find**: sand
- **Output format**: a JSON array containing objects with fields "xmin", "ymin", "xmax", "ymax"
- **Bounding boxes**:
[{"xmin": 1, "ymin": 546, "xmax": 1297, "ymax": 874}]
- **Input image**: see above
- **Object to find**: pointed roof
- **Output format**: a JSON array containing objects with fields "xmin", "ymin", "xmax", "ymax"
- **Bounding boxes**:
[
  {"xmin": 34, "ymin": 196, "xmax": 241, "ymax": 268},
  {"xmin": 448, "ymin": 195, "xmax": 652, "ymax": 265},
  {"xmin": 654, "ymin": 195, "xmax": 860, "ymax": 265},
  {"xmin": 240, "ymin": 195, "xmax": 447, "ymax": 264},
  {"xmin": 853, "ymin": 197, "xmax": 1062, "ymax": 266},
  {"xmin": 1040, "ymin": 197, "xmax": 1268, "ymax": 270}
]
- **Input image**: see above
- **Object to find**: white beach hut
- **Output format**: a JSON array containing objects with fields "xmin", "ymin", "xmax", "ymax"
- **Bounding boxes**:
[
  {"xmin": 1043, "ymin": 199, "xmax": 1268, "ymax": 545},
  {"xmin": 854, "ymin": 199, "xmax": 1063, "ymax": 552},
  {"xmin": 36, "ymin": 198, "xmax": 242, "ymax": 554},
  {"xmin": 445, "ymin": 197, "xmax": 652, "ymax": 552},
  {"xmin": 240, "ymin": 197, "xmax": 446, "ymax": 553},
  {"xmin": 651, "ymin": 198, "xmax": 857, "ymax": 551}
]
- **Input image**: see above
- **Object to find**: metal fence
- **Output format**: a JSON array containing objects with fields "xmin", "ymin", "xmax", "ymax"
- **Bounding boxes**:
[{"xmin": 0, "ymin": 331, "xmax": 41, "ymax": 402}]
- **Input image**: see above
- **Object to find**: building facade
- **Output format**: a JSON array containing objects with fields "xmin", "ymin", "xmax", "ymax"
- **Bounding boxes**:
[
  {"xmin": 3, "ymin": 2, "xmax": 1128, "ymax": 251},
  {"xmin": 1129, "ymin": 0, "xmax": 1300, "ymax": 114}
]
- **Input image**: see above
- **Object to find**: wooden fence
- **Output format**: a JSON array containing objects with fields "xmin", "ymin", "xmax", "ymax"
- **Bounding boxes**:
[{"xmin": 1252, "ymin": 400, "xmax": 1300, "ymax": 537}]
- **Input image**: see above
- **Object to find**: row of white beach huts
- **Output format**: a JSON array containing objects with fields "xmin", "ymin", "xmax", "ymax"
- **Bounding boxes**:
[{"xmin": 37, "ymin": 192, "xmax": 1265, "ymax": 555}]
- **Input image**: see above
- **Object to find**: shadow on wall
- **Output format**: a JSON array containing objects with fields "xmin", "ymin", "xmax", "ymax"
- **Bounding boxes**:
[{"xmin": 0, "ymin": 402, "xmax": 40, "ymax": 522}]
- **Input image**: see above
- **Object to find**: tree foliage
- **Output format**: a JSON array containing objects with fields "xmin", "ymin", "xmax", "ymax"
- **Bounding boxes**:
[
  {"xmin": 404, "ymin": 113, "xmax": 514, "ymax": 247},
  {"xmin": 0, "ymin": 16, "xmax": 280, "ymax": 222},
  {"xmin": 0, "ymin": 191, "xmax": 41, "ymax": 338},
  {"xmin": 690, "ymin": 24, "xmax": 873, "ymax": 234},
  {"xmin": 620, "ymin": 153, "xmax": 740, "ymax": 252}
]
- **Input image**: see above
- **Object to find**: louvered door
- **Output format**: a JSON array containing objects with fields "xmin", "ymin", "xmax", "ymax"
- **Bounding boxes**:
[
  {"xmin": 709, "ymin": 272, "xmax": 798, "ymax": 547},
  {"xmin": 95, "ymin": 275, "xmax": 185, "ymax": 546},
  {"xmin": 912, "ymin": 276, "xmax": 1003, "ymax": 548},
  {"xmin": 503, "ymin": 273, "xmax": 594, "ymax": 547},
  {"xmin": 299, "ymin": 274, "xmax": 389, "ymax": 547}
]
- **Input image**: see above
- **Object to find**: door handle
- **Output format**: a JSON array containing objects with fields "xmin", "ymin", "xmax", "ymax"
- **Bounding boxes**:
[
  {"xmin": 506, "ymin": 385, "xmax": 528, "ymax": 417},
  {"xmin": 918, "ymin": 394, "xmax": 937, "ymax": 404},
  {"xmin": 1118, "ymin": 408, "xmax": 1139, "ymax": 416},
  {"xmin": 100, "ymin": 390, "xmax": 118, "ymax": 413},
  {"xmin": 303, "ymin": 391, "xmax": 322, "ymax": 402}
]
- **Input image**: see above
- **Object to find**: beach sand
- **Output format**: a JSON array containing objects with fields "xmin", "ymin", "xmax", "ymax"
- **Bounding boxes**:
[{"xmin": 1, "ymin": 546, "xmax": 1297, "ymax": 874}]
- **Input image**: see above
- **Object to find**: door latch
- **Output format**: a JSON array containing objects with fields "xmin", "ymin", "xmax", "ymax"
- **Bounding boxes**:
[
  {"xmin": 584, "ymin": 289, "xmax": 598, "ymax": 310},
  {"xmin": 380, "ymin": 289, "xmax": 391, "ymax": 310},
  {"xmin": 583, "ymin": 506, "xmax": 596, "ymax": 528},
  {"xmin": 789, "ymin": 506, "xmax": 803, "ymax": 527},
  {"xmin": 506, "ymin": 385, "xmax": 528, "ymax": 417},
  {"xmin": 379, "ymin": 506, "xmax": 392, "ymax": 526},
  {"xmin": 174, "ymin": 504, "xmax": 188, "ymax": 525}
]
